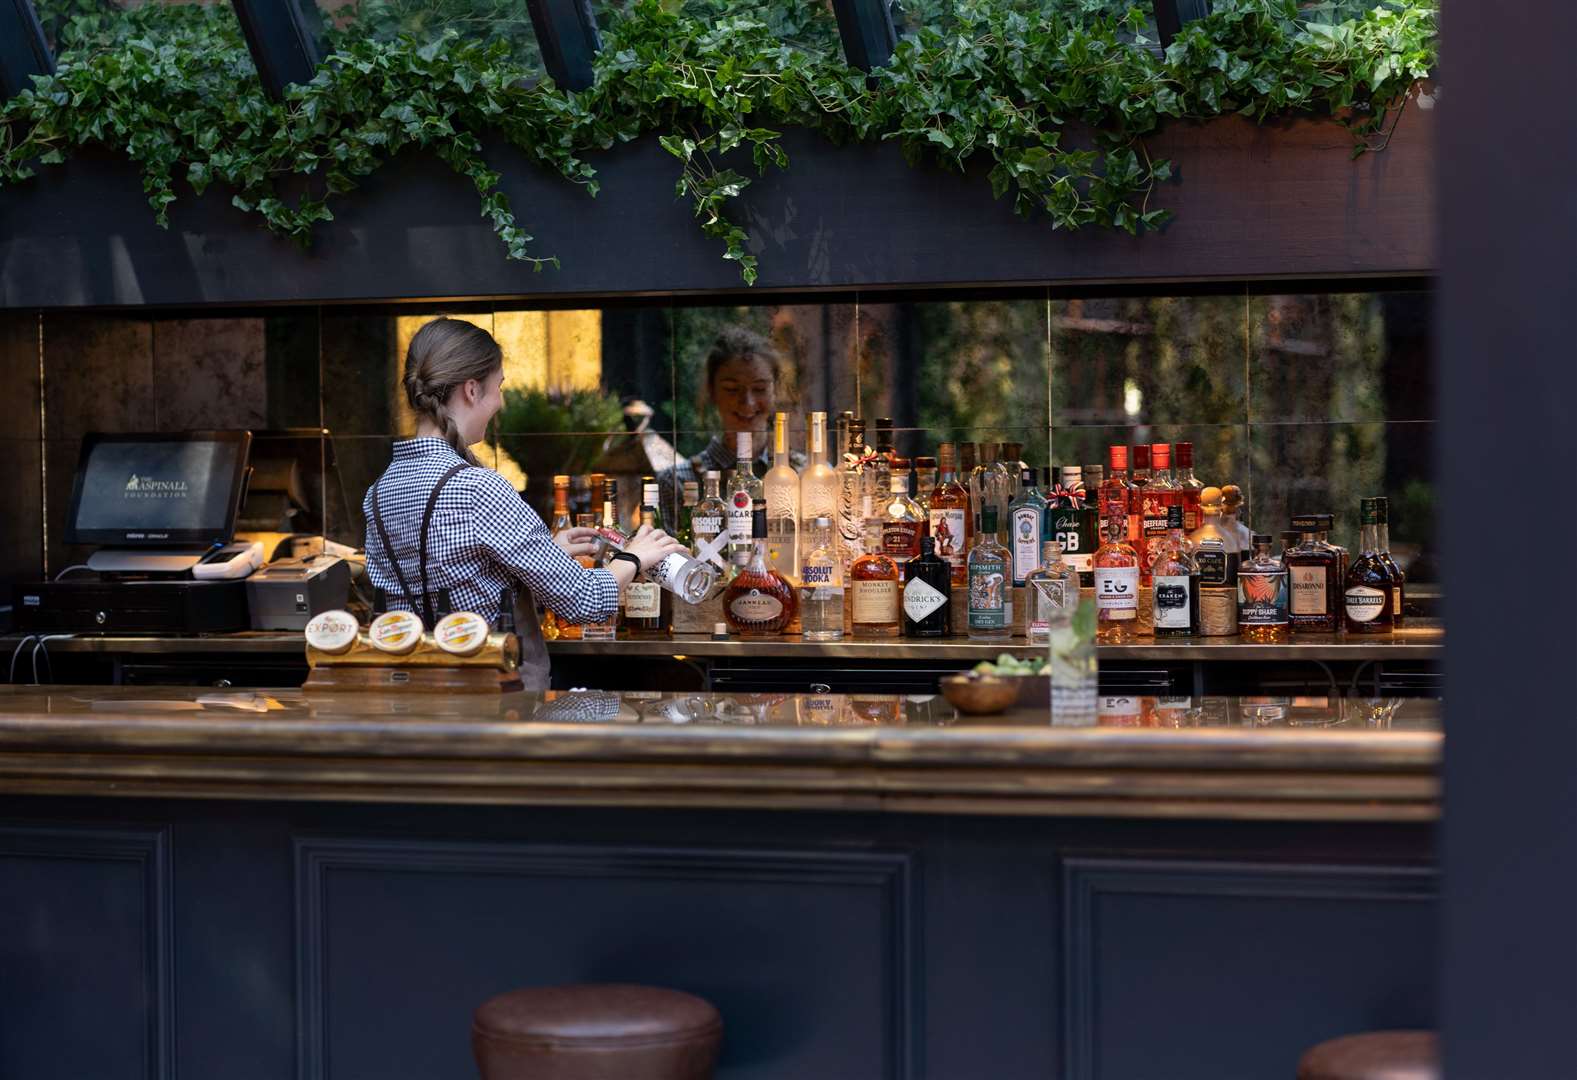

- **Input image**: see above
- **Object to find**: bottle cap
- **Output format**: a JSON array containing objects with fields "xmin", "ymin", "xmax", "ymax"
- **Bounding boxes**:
[
  {"xmin": 1044, "ymin": 539, "xmax": 1064, "ymax": 556},
  {"xmin": 1290, "ymin": 513, "xmax": 1334, "ymax": 531},
  {"xmin": 1061, "ymin": 465, "xmax": 1083, "ymax": 483},
  {"xmin": 642, "ymin": 482, "xmax": 659, "ymax": 505},
  {"xmin": 1221, "ymin": 484, "xmax": 1244, "ymax": 509},
  {"xmin": 1003, "ymin": 442, "xmax": 1023, "ymax": 462},
  {"xmin": 1370, "ymin": 496, "xmax": 1389, "ymax": 524},
  {"xmin": 1252, "ymin": 533, "xmax": 1274, "ymax": 545},
  {"xmin": 914, "ymin": 456, "xmax": 937, "ymax": 470},
  {"xmin": 736, "ymin": 431, "xmax": 752, "ymax": 460},
  {"xmin": 1200, "ymin": 485, "xmax": 1223, "ymax": 507},
  {"xmin": 1167, "ymin": 504, "xmax": 1183, "ymax": 529},
  {"xmin": 552, "ymin": 474, "xmax": 570, "ymax": 487},
  {"xmin": 890, "ymin": 472, "xmax": 909, "ymax": 493},
  {"xmin": 980, "ymin": 506, "xmax": 999, "ymax": 533},
  {"xmin": 1108, "ymin": 444, "xmax": 1128, "ymax": 471},
  {"xmin": 1131, "ymin": 444, "xmax": 1151, "ymax": 470},
  {"xmin": 812, "ymin": 515, "xmax": 833, "ymax": 529},
  {"xmin": 368, "ymin": 610, "xmax": 423, "ymax": 654},
  {"xmin": 304, "ymin": 609, "xmax": 359, "ymax": 654},
  {"xmin": 704, "ymin": 469, "xmax": 720, "ymax": 482},
  {"xmin": 1177, "ymin": 442, "xmax": 1194, "ymax": 469},
  {"xmin": 1043, "ymin": 465, "xmax": 1056, "ymax": 488},
  {"xmin": 920, "ymin": 536, "xmax": 936, "ymax": 556},
  {"xmin": 751, "ymin": 499, "xmax": 767, "ymax": 539},
  {"xmin": 1359, "ymin": 500, "xmax": 1381, "ymax": 526},
  {"xmin": 433, "ymin": 611, "xmax": 490, "ymax": 657},
  {"xmin": 1280, "ymin": 530, "xmax": 1302, "ymax": 548},
  {"xmin": 1151, "ymin": 443, "xmax": 1171, "ymax": 468}
]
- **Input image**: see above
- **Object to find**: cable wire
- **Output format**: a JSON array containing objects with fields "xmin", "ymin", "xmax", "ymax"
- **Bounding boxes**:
[{"xmin": 9, "ymin": 635, "xmax": 37, "ymax": 683}]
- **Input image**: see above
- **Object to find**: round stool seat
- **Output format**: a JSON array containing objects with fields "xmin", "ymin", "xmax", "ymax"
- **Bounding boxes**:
[
  {"xmin": 472, "ymin": 983, "xmax": 722, "ymax": 1080},
  {"xmin": 1297, "ymin": 1030, "xmax": 1440, "ymax": 1080}
]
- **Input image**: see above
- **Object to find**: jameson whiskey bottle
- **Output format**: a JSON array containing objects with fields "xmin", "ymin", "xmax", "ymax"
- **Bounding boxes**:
[{"xmin": 902, "ymin": 537, "xmax": 952, "ymax": 638}]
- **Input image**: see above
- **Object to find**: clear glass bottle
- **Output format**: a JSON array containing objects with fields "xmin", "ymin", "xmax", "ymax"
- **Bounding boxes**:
[
  {"xmin": 1008, "ymin": 465, "xmax": 1048, "ymax": 588},
  {"xmin": 1344, "ymin": 498, "xmax": 1398, "ymax": 634},
  {"xmin": 799, "ymin": 411, "xmax": 839, "ymax": 539},
  {"xmin": 679, "ymin": 478, "xmax": 700, "ymax": 547},
  {"xmin": 1374, "ymin": 496, "xmax": 1406, "ymax": 627},
  {"xmin": 837, "ymin": 417, "xmax": 869, "ymax": 573},
  {"xmin": 582, "ymin": 495, "xmax": 619, "ymax": 642},
  {"xmin": 1025, "ymin": 539, "xmax": 1077, "ymax": 644},
  {"xmin": 798, "ymin": 515, "xmax": 844, "ymax": 642},
  {"xmin": 966, "ymin": 506, "xmax": 1011, "ymax": 641},
  {"xmin": 969, "ymin": 441, "xmax": 1003, "ymax": 540},
  {"xmin": 902, "ymin": 536, "xmax": 952, "ymax": 638},
  {"xmin": 1220, "ymin": 484, "xmax": 1255, "ymax": 556},
  {"xmin": 691, "ymin": 469, "xmax": 730, "ymax": 574},
  {"xmin": 1150, "ymin": 504, "xmax": 1199, "ymax": 637},
  {"xmin": 1238, "ymin": 533, "xmax": 1290, "ymax": 643},
  {"xmin": 850, "ymin": 539, "xmax": 900, "ymax": 638},
  {"xmin": 927, "ymin": 442, "xmax": 972, "ymax": 588},
  {"xmin": 725, "ymin": 431, "xmax": 762, "ymax": 569},
  {"xmin": 1001, "ymin": 441, "xmax": 1027, "ymax": 504},
  {"xmin": 1175, "ymin": 441, "xmax": 1204, "ymax": 532},
  {"xmin": 1127, "ymin": 443, "xmax": 1152, "ymax": 570},
  {"xmin": 1188, "ymin": 486, "xmax": 1239, "ymax": 637},
  {"xmin": 1285, "ymin": 513, "xmax": 1341, "ymax": 633},
  {"xmin": 881, "ymin": 461, "xmax": 925, "ymax": 579},
  {"xmin": 912, "ymin": 456, "xmax": 938, "ymax": 514},
  {"xmin": 620, "ymin": 477, "xmax": 670, "ymax": 637},
  {"xmin": 763, "ymin": 410, "xmax": 801, "ymax": 582},
  {"xmin": 723, "ymin": 499, "xmax": 796, "ymax": 637},
  {"xmin": 1093, "ymin": 506, "xmax": 1140, "ymax": 644}
]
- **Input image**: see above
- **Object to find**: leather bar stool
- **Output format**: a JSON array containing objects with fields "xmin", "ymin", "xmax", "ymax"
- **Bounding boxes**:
[
  {"xmin": 472, "ymin": 984, "xmax": 722, "ymax": 1080},
  {"xmin": 1297, "ymin": 1030, "xmax": 1439, "ymax": 1080}
]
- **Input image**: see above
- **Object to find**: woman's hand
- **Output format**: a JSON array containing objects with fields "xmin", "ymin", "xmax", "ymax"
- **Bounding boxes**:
[
  {"xmin": 553, "ymin": 526, "xmax": 603, "ymax": 560},
  {"xmin": 623, "ymin": 524, "xmax": 689, "ymax": 572}
]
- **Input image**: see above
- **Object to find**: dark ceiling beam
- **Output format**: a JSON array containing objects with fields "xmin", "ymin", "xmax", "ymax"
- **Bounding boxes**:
[
  {"xmin": 230, "ymin": 0, "xmax": 325, "ymax": 101},
  {"xmin": 830, "ymin": 0, "xmax": 897, "ymax": 72},
  {"xmin": 523, "ymin": 0, "xmax": 601, "ymax": 92},
  {"xmin": 0, "ymin": 0, "xmax": 53, "ymax": 100},
  {"xmin": 1152, "ymin": 0, "xmax": 1212, "ymax": 49}
]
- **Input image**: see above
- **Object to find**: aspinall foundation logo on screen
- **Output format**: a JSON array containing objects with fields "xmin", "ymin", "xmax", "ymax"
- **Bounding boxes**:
[{"xmin": 124, "ymin": 473, "xmax": 190, "ymax": 499}]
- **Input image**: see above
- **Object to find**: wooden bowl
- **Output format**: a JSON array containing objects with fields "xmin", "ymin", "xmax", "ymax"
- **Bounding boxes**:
[{"xmin": 940, "ymin": 674, "xmax": 1020, "ymax": 716}]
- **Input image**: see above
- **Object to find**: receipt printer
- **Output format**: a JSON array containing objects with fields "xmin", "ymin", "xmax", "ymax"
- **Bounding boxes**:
[{"xmin": 246, "ymin": 554, "xmax": 351, "ymax": 630}]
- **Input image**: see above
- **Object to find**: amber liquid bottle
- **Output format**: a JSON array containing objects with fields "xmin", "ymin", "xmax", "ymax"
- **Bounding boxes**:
[
  {"xmin": 1284, "ymin": 513, "xmax": 1341, "ymax": 633},
  {"xmin": 927, "ymin": 442, "xmax": 973, "ymax": 588},
  {"xmin": 542, "ymin": 474, "xmax": 574, "ymax": 640},
  {"xmin": 1093, "ymin": 509, "xmax": 1141, "ymax": 644},
  {"xmin": 723, "ymin": 500, "xmax": 797, "ymax": 637}
]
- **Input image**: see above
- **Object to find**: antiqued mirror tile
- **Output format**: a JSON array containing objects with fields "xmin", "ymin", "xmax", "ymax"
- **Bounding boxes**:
[
  {"xmin": 1050, "ymin": 294, "xmax": 1248, "ymax": 429},
  {"xmin": 1249, "ymin": 291, "xmax": 1433, "ymax": 423}
]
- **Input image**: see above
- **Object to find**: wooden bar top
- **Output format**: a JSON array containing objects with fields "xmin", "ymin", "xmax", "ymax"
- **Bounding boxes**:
[{"xmin": 0, "ymin": 686, "xmax": 1439, "ymax": 822}]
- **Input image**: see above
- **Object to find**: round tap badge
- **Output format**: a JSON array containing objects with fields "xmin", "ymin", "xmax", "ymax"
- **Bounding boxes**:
[
  {"xmin": 304, "ymin": 609, "xmax": 360, "ymax": 654},
  {"xmin": 433, "ymin": 611, "xmax": 489, "ymax": 657},
  {"xmin": 368, "ymin": 610, "xmax": 424, "ymax": 654}
]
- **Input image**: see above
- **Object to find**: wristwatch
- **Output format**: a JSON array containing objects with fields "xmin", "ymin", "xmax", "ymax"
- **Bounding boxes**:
[{"xmin": 609, "ymin": 550, "xmax": 643, "ymax": 574}]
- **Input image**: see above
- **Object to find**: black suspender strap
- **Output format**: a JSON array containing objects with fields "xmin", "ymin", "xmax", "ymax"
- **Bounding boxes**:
[{"xmin": 370, "ymin": 461, "xmax": 469, "ymax": 627}]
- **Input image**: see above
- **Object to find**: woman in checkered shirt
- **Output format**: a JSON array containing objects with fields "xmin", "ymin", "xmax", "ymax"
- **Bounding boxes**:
[{"xmin": 363, "ymin": 318, "xmax": 685, "ymax": 689}]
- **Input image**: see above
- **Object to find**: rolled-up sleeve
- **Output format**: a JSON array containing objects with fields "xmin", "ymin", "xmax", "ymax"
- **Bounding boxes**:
[{"xmin": 469, "ymin": 471, "xmax": 620, "ymax": 624}]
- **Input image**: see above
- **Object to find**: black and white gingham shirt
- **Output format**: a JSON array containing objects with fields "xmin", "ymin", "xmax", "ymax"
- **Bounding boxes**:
[{"xmin": 363, "ymin": 437, "xmax": 619, "ymax": 625}]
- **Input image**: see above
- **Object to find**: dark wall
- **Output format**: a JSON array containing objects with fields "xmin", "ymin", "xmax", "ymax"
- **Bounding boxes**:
[
  {"xmin": 0, "ymin": 112, "xmax": 1433, "ymax": 310},
  {"xmin": 0, "ymin": 799, "xmax": 1434, "ymax": 1080}
]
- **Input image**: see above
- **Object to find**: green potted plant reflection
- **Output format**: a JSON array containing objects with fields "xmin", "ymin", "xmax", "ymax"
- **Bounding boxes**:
[{"xmin": 494, "ymin": 386, "xmax": 624, "ymax": 509}]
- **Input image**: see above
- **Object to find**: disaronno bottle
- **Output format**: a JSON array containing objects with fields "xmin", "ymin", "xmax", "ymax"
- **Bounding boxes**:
[{"xmin": 1284, "ymin": 513, "xmax": 1340, "ymax": 633}]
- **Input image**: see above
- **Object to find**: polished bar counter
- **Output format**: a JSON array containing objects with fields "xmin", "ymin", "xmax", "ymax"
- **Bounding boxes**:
[
  {"xmin": 0, "ymin": 685, "xmax": 1438, "ymax": 821},
  {"xmin": 0, "ymin": 684, "xmax": 1439, "ymax": 1080}
]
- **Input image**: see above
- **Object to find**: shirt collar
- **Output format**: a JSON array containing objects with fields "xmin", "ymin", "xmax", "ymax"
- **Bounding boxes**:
[{"xmin": 392, "ymin": 436, "xmax": 464, "ymax": 462}]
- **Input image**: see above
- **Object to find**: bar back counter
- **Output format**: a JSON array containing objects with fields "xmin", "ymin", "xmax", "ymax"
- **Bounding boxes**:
[{"xmin": 0, "ymin": 685, "xmax": 1436, "ymax": 1079}]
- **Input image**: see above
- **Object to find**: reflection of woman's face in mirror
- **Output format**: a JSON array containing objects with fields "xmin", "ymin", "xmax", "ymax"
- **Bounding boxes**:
[{"xmin": 710, "ymin": 355, "xmax": 777, "ymax": 438}]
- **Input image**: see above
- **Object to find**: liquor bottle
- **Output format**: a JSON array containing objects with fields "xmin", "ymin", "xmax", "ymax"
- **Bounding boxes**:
[
  {"xmin": 723, "ymin": 499, "xmax": 796, "ymax": 637},
  {"xmin": 595, "ymin": 477, "xmax": 626, "ymax": 546},
  {"xmin": 1238, "ymin": 533, "xmax": 1290, "ymax": 643},
  {"xmin": 691, "ymin": 469, "xmax": 730, "ymax": 573},
  {"xmin": 570, "ymin": 510, "xmax": 605, "ymax": 641},
  {"xmin": 1093, "ymin": 508, "xmax": 1140, "ymax": 643},
  {"xmin": 1188, "ymin": 486, "xmax": 1239, "ymax": 637},
  {"xmin": 621, "ymin": 478, "xmax": 669, "ymax": 638},
  {"xmin": 1024, "ymin": 539, "xmax": 1077, "ymax": 644},
  {"xmin": 726, "ymin": 431, "xmax": 762, "ymax": 568},
  {"xmin": 966, "ymin": 506, "xmax": 1011, "ymax": 641},
  {"xmin": 1284, "ymin": 513, "xmax": 1340, "ymax": 632},
  {"xmin": 678, "ymin": 479, "xmax": 700, "ymax": 546},
  {"xmin": 799, "ymin": 515, "xmax": 844, "ymax": 642},
  {"xmin": 764, "ymin": 411, "xmax": 801, "ymax": 581},
  {"xmin": 1315, "ymin": 518, "xmax": 1349, "ymax": 598},
  {"xmin": 928, "ymin": 442, "xmax": 972, "ymax": 587},
  {"xmin": 1175, "ymin": 442, "xmax": 1203, "ymax": 532},
  {"xmin": 1374, "ymin": 496, "xmax": 1406, "ymax": 627},
  {"xmin": 1141, "ymin": 443, "xmax": 1179, "ymax": 583},
  {"xmin": 1220, "ymin": 484, "xmax": 1254, "ymax": 555},
  {"xmin": 1002, "ymin": 442, "xmax": 1027, "ymax": 503},
  {"xmin": 913, "ymin": 456, "xmax": 938, "ymax": 513},
  {"xmin": 874, "ymin": 417, "xmax": 897, "ymax": 469},
  {"xmin": 1127, "ymin": 443, "xmax": 1152, "ymax": 564},
  {"xmin": 837, "ymin": 417, "xmax": 869, "ymax": 572},
  {"xmin": 1150, "ymin": 504, "xmax": 1200, "ymax": 637},
  {"xmin": 902, "ymin": 537, "xmax": 952, "ymax": 637},
  {"xmin": 1008, "ymin": 466, "xmax": 1048, "ymax": 588},
  {"xmin": 1047, "ymin": 465, "xmax": 1096, "ymax": 589},
  {"xmin": 800, "ymin": 411, "xmax": 839, "ymax": 538},
  {"xmin": 1099, "ymin": 446, "xmax": 1130, "ymax": 549},
  {"xmin": 850, "ymin": 538, "xmax": 900, "ymax": 637},
  {"xmin": 541, "ymin": 474, "xmax": 575, "ymax": 640},
  {"xmin": 1344, "ymin": 498, "xmax": 1398, "ymax": 634},
  {"xmin": 969, "ymin": 441, "xmax": 1009, "ymax": 541},
  {"xmin": 881, "ymin": 460, "xmax": 925, "ymax": 578}
]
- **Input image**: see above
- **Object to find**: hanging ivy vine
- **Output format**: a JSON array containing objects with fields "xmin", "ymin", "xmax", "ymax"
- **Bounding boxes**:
[{"xmin": 0, "ymin": 0, "xmax": 1436, "ymax": 283}]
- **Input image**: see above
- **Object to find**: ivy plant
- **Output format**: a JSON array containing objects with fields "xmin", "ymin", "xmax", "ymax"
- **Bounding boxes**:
[{"xmin": 2, "ymin": 0, "xmax": 1436, "ymax": 284}]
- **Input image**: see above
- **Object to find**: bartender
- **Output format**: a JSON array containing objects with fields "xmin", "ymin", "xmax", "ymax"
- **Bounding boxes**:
[{"xmin": 363, "ymin": 317, "xmax": 685, "ymax": 689}]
